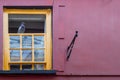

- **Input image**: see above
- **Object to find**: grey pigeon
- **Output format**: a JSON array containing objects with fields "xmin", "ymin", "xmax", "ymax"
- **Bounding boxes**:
[{"xmin": 17, "ymin": 22, "xmax": 25, "ymax": 33}]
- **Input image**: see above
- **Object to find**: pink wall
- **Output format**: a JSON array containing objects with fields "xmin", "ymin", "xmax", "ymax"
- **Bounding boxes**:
[
  {"xmin": 3, "ymin": 0, "xmax": 53, "ymax": 6},
  {"xmin": 0, "ymin": 75, "xmax": 120, "ymax": 80},
  {"xmin": 0, "ymin": 0, "xmax": 3, "ymax": 70},
  {"xmin": 54, "ymin": 0, "xmax": 120, "ymax": 75},
  {"xmin": 0, "ymin": 0, "xmax": 120, "ymax": 79},
  {"xmin": 60, "ymin": 0, "xmax": 120, "ymax": 75}
]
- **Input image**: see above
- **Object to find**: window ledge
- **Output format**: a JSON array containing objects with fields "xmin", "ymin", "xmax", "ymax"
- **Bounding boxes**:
[{"xmin": 0, "ymin": 70, "xmax": 56, "ymax": 75}]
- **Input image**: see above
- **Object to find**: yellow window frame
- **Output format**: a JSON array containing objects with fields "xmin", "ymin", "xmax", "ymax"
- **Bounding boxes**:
[{"xmin": 3, "ymin": 9, "xmax": 52, "ymax": 70}]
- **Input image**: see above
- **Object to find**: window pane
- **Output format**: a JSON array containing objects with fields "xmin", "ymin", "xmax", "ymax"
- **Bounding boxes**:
[
  {"xmin": 10, "ymin": 50, "xmax": 20, "ymax": 61},
  {"xmin": 34, "ymin": 50, "xmax": 44, "ymax": 61},
  {"xmin": 10, "ymin": 36, "xmax": 20, "ymax": 48},
  {"xmin": 10, "ymin": 64, "xmax": 20, "ymax": 70},
  {"xmin": 22, "ymin": 64, "xmax": 32, "ymax": 70},
  {"xmin": 34, "ymin": 64, "xmax": 44, "ymax": 70},
  {"xmin": 22, "ymin": 36, "xmax": 32, "ymax": 48},
  {"xmin": 22, "ymin": 50, "xmax": 32, "ymax": 61},
  {"xmin": 9, "ymin": 14, "xmax": 46, "ymax": 33},
  {"xmin": 34, "ymin": 36, "xmax": 44, "ymax": 48}
]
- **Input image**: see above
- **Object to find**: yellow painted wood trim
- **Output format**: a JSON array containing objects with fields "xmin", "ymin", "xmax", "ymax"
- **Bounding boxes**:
[
  {"xmin": 4, "ymin": 9, "xmax": 51, "ymax": 14},
  {"xmin": 46, "ymin": 10, "xmax": 52, "ymax": 70},
  {"xmin": 20, "ymin": 35, "xmax": 22, "ymax": 63},
  {"xmin": 32, "ymin": 35, "xmax": 34, "ymax": 63},
  {"xmin": 3, "ymin": 13, "xmax": 9, "ymax": 70}
]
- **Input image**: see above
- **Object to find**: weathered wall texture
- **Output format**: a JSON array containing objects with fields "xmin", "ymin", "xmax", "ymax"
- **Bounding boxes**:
[
  {"xmin": 1, "ymin": 0, "xmax": 120, "ymax": 79},
  {"xmin": 54, "ymin": 0, "xmax": 120, "ymax": 75}
]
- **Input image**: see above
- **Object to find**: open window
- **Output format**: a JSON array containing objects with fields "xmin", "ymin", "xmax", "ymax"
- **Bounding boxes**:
[{"xmin": 3, "ymin": 9, "xmax": 52, "ymax": 70}]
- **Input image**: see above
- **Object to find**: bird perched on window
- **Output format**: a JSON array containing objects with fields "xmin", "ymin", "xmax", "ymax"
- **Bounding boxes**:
[{"xmin": 17, "ymin": 22, "xmax": 25, "ymax": 33}]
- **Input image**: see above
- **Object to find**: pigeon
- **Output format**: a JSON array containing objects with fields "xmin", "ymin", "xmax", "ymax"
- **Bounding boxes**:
[{"xmin": 17, "ymin": 22, "xmax": 25, "ymax": 33}]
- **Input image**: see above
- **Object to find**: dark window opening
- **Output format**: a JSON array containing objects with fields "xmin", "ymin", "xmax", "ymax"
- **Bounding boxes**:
[
  {"xmin": 10, "ymin": 64, "xmax": 20, "ymax": 70},
  {"xmin": 22, "ymin": 64, "xmax": 32, "ymax": 70},
  {"xmin": 9, "ymin": 14, "xmax": 46, "ymax": 33}
]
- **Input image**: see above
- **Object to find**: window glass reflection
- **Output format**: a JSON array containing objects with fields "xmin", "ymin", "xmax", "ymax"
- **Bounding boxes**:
[
  {"xmin": 34, "ymin": 36, "xmax": 44, "ymax": 48},
  {"xmin": 10, "ymin": 50, "xmax": 20, "ymax": 61},
  {"xmin": 22, "ymin": 36, "xmax": 32, "ymax": 48},
  {"xmin": 34, "ymin": 50, "xmax": 44, "ymax": 61},
  {"xmin": 10, "ymin": 64, "xmax": 20, "ymax": 70},
  {"xmin": 22, "ymin": 64, "xmax": 32, "ymax": 70},
  {"xmin": 34, "ymin": 64, "xmax": 44, "ymax": 70},
  {"xmin": 10, "ymin": 36, "xmax": 20, "ymax": 48},
  {"xmin": 22, "ymin": 50, "xmax": 32, "ymax": 61}
]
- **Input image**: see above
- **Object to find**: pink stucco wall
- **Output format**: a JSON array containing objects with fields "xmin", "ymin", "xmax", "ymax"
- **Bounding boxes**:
[
  {"xmin": 54, "ymin": 0, "xmax": 120, "ymax": 75},
  {"xmin": 0, "ymin": 0, "xmax": 120, "ymax": 79},
  {"xmin": 60, "ymin": 0, "xmax": 120, "ymax": 75}
]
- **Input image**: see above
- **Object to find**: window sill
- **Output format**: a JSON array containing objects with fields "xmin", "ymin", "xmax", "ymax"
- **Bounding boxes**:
[{"xmin": 0, "ymin": 70, "xmax": 56, "ymax": 75}]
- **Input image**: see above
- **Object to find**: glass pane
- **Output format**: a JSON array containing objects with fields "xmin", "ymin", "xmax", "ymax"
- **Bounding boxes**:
[
  {"xmin": 22, "ymin": 36, "xmax": 32, "ymax": 48},
  {"xmin": 34, "ymin": 50, "xmax": 44, "ymax": 61},
  {"xmin": 10, "ymin": 64, "xmax": 20, "ymax": 70},
  {"xmin": 34, "ymin": 64, "xmax": 44, "ymax": 70},
  {"xmin": 10, "ymin": 50, "xmax": 20, "ymax": 61},
  {"xmin": 34, "ymin": 36, "xmax": 44, "ymax": 48},
  {"xmin": 22, "ymin": 50, "xmax": 32, "ymax": 61},
  {"xmin": 9, "ymin": 14, "xmax": 46, "ymax": 33},
  {"xmin": 10, "ymin": 36, "xmax": 20, "ymax": 48},
  {"xmin": 22, "ymin": 64, "xmax": 32, "ymax": 70}
]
